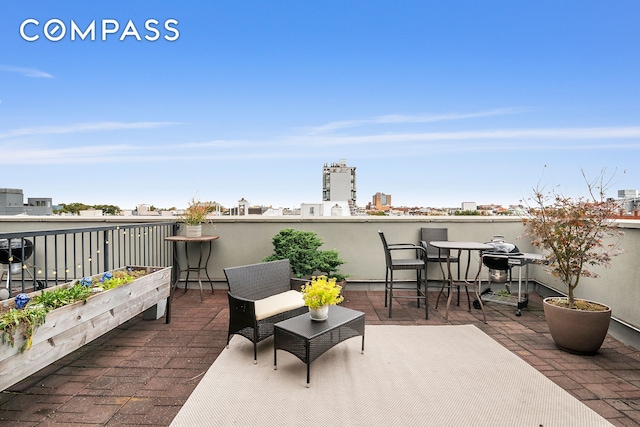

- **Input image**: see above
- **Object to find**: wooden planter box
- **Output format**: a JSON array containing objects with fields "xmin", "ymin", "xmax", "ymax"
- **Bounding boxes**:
[{"xmin": 0, "ymin": 266, "xmax": 171, "ymax": 391}]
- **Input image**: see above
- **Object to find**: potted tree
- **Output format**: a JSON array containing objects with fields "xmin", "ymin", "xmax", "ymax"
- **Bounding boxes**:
[
  {"xmin": 301, "ymin": 275, "xmax": 344, "ymax": 321},
  {"xmin": 522, "ymin": 171, "xmax": 625, "ymax": 354},
  {"xmin": 262, "ymin": 228, "xmax": 347, "ymax": 286}
]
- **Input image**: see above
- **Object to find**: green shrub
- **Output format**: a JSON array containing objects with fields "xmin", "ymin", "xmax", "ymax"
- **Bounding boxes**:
[{"xmin": 263, "ymin": 228, "xmax": 347, "ymax": 280}]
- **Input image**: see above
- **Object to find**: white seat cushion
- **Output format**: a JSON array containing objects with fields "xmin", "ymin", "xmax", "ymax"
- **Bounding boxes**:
[{"xmin": 254, "ymin": 290, "xmax": 305, "ymax": 321}]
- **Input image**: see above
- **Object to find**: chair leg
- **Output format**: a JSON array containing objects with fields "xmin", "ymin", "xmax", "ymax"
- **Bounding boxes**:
[
  {"xmin": 388, "ymin": 270, "xmax": 393, "ymax": 318},
  {"xmin": 253, "ymin": 328, "xmax": 259, "ymax": 364},
  {"xmin": 253, "ymin": 343, "xmax": 258, "ymax": 365},
  {"xmin": 416, "ymin": 269, "xmax": 421, "ymax": 309},
  {"xmin": 423, "ymin": 266, "xmax": 428, "ymax": 320},
  {"xmin": 456, "ymin": 260, "xmax": 461, "ymax": 306},
  {"xmin": 384, "ymin": 269, "xmax": 389, "ymax": 307}
]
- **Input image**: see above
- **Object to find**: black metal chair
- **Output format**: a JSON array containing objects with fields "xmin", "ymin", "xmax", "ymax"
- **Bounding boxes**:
[
  {"xmin": 419, "ymin": 228, "xmax": 460, "ymax": 273},
  {"xmin": 419, "ymin": 228, "xmax": 463, "ymax": 305},
  {"xmin": 378, "ymin": 230, "xmax": 428, "ymax": 319}
]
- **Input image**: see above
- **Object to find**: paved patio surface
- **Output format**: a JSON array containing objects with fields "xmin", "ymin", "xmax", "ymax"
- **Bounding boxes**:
[{"xmin": 1, "ymin": 287, "xmax": 640, "ymax": 426}]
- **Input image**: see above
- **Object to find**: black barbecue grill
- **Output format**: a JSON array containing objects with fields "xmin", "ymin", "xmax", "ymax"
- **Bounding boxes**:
[
  {"xmin": 477, "ymin": 236, "xmax": 534, "ymax": 316},
  {"xmin": 482, "ymin": 236, "xmax": 520, "ymax": 283},
  {"xmin": 0, "ymin": 238, "xmax": 34, "ymax": 270},
  {"xmin": 0, "ymin": 239, "xmax": 35, "ymax": 293}
]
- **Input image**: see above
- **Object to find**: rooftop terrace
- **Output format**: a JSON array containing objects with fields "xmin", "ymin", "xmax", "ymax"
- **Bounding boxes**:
[{"xmin": 1, "ymin": 216, "xmax": 640, "ymax": 425}]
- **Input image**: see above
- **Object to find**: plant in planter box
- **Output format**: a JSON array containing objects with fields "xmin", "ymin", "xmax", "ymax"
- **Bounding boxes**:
[
  {"xmin": 262, "ymin": 228, "xmax": 346, "ymax": 280},
  {"xmin": 0, "ymin": 303, "xmax": 48, "ymax": 352},
  {"xmin": 521, "ymin": 170, "xmax": 625, "ymax": 354},
  {"xmin": 0, "ymin": 266, "xmax": 170, "ymax": 392},
  {"xmin": 0, "ymin": 268, "xmax": 153, "ymax": 352}
]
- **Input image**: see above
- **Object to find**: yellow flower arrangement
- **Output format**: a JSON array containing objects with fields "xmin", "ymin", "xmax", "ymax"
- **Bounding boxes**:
[{"xmin": 301, "ymin": 275, "xmax": 344, "ymax": 309}]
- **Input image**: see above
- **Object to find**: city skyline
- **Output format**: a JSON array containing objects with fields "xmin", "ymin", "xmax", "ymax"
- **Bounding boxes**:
[{"xmin": 1, "ymin": 1, "xmax": 639, "ymax": 210}]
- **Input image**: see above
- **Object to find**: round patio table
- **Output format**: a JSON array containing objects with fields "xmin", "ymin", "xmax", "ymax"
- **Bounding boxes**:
[{"xmin": 429, "ymin": 241, "xmax": 492, "ymax": 323}]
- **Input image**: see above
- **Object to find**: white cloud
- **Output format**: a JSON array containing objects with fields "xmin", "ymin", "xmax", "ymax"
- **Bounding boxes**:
[
  {"xmin": 304, "ymin": 108, "xmax": 530, "ymax": 134},
  {"xmin": 0, "ymin": 121, "xmax": 181, "ymax": 139},
  {"xmin": 2, "ymin": 116, "xmax": 640, "ymax": 165},
  {"xmin": 0, "ymin": 65, "xmax": 54, "ymax": 78},
  {"xmin": 5, "ymin": 144, "xmax": 138, "ymax": 164},
  {"xmin": 308, "ymin": 126, "xmax": 640, "ymax": 145}
]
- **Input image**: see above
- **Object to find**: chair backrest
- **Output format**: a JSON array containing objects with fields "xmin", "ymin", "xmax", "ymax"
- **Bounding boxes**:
[
  {"xmin": 420, "ymin": 228, "xmax": 449, "ymax": 257},
  {"xmin": 224, "ymin": 259, "xmax": 292, "ymax": 301},
  {"xmin": 377, "ymin": 230, "xmax": 394, "ymax": 268}
]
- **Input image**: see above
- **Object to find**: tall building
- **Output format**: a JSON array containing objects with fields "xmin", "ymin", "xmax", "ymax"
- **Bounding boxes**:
[
  {"xmin": 322, "ymin": 159, "xmax": 356, "ymax": 206},
  {"xmin": 372, "ymin": 192, "xmax": 391, "ymax": 211}
]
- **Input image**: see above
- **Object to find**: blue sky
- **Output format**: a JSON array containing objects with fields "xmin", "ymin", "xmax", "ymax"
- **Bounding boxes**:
[{"xmin": 1, "ymin": 1, "xmax": 639, "ymax": 210}]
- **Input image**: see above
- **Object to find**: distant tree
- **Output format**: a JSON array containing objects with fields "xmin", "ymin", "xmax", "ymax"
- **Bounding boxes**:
[
  {"xmin": 366, "ymin": 211, "xmax": 387, "ymax": 216},
  {"xmin": 57, "ymin": 203, "xmax": 90, "ymax": 215},
  {"xmin": 55, "ymin": 203, "xmax": 120, "ymax": 215},
  {"xmin": 454, "ymin": 210, "xmax": 481, "ymax": 216},
  {"xmin": 92, "ymin": 205, "xmax": 121, "ymax": 215}
]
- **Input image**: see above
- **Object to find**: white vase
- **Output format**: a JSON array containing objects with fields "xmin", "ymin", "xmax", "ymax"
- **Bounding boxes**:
[
  {"xmin": 309, "ymin": 305, "xmax": 329, "ymax": 321},
  {"xmin": 185, "ymin": 225, "xmax": 202, "ymax": 238}
]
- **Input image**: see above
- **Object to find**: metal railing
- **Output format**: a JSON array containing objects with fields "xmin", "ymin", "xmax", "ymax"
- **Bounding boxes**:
[{"xmin": 0, "ymin": 222, "xmax": 177, "ymax": 296}]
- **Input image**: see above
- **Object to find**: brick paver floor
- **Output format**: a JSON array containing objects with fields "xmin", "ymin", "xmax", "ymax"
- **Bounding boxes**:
[{"xmin": 1, "ymin": 287, "xmax": 640, "ymax": 426}]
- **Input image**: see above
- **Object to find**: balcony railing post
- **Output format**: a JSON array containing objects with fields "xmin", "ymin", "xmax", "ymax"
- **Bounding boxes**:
[{"xmin": 103, "ymin": 229, "xmax": 110, "ymax": 272}]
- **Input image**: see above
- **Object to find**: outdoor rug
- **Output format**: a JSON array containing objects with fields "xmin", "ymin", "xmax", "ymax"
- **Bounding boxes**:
[{"xmin": 171, "ymin": 324, "xmax": 612, "ymax": 427}]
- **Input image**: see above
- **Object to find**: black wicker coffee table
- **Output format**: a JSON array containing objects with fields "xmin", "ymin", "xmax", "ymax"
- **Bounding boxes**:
[{"xmin": 274, "ymin": 305, "xmax": 365, "ymax": 387}]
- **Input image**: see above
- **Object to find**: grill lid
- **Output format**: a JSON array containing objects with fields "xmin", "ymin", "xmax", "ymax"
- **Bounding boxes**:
[
  {"xmin": 483, "ymin": 236, "xmax": 520, "ymax": 255},
  {"xmin": 0, "ymin": 238, "xmax": 34, "ymax": 264},
  {"xmin": 482, "ymin": 236, "xmax": 521, "ymax": 271}
]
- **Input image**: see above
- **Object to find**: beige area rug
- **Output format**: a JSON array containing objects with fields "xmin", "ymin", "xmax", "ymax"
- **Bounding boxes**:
[{"xmin": 171, "ymin": 325, "xmax": 612, "ymax": 427}]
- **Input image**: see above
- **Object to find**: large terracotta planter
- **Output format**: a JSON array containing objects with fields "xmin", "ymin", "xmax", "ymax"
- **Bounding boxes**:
[
  {"xmin": 0, "ymin": 266, "xmax": 171, "ymax": 391},
  {"xmin": 543, "ymin": 297, "xmax": 611, "ymax": 355}
]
